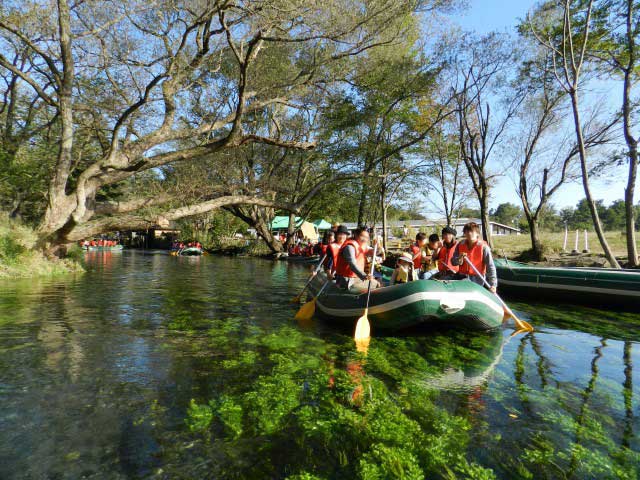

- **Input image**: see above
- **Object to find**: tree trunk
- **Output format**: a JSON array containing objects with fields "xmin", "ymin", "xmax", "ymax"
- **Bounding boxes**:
[
  {"xmin": 528, "ymin": 216, "xmax": 543, "ymax": 260},
  {"xmin": 479, "ymin": 190, "xmax": 492, "ymax": 247},
  {"xmin": 286, "ymin": 212, "xmax": 296, "ymax": 248},
  {"xmin": 621, "ymin": 2, "xmax": 638, "ymax": 267},
  {"xmin": 570, "ymin": 91, "xmax": 621, "ymax": 268},
  {"xmin": 381, "ymin": 185, "xmax": 387, "ymax": 251},
  {"xmin": 357, "ymin": 176, "xmax": 368, "ymax": 227}
]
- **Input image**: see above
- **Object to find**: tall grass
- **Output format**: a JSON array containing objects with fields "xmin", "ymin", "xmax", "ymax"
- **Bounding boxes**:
[{"xmin": 0, "ymin": 214, "xmax": 83, "ymax": 279}]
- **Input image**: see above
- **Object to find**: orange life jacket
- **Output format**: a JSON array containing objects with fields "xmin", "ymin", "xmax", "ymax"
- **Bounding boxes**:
[
  {"xmin": 335, "ymin": 239, "xmax": 366, "ymax": 278},
  {"xmin": 457, "ymin": 240, "xmax": 486, "ymax": 276},
  {"xmin": 408, "ymin": 243, "xmax": 422, "ymax": 269},
  {"xmin": 437, "ymin": 242, "xmax": 459, "ymax": 273},
  {"xmin": 327, "ymin": 242, "xmax": 341, "ymax": 271}
]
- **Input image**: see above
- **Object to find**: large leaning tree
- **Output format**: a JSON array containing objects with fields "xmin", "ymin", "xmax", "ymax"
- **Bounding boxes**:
[{"xmin": 0, "ymin": 0, "xmax": 453, "ymax": 252}]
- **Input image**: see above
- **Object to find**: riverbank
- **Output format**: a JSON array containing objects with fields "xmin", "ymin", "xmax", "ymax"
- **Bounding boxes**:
[{"xmin": 0, "ymin": 215, "xmax": 83, "ymax": 279}]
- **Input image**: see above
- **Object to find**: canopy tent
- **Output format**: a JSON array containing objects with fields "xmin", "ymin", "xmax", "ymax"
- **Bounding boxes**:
[
  {"xmin": 313, "ymin": 219, "xmax": 332, "ymax": 230},
  {"xmin": 270, "ymin": 216, "xmax": 318, "ymax": 241}
]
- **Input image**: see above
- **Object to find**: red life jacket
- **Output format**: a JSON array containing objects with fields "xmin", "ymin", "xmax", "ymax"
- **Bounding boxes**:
[
  {"xmin": 437, "ymin": 241, "xmax": 459, "ymax": 273},
  {"xmin": 321, "ymin": 244, "xmax": 328, "ymax": 255},
  {"xmin": 335, "ymin": 239, "xmax": 366, "ymax": 278},
  {"xmin": 327, "ymin": 242, "xmax": 341, "ymax": 271},
  {"xmin": 457, "ymin": 240, "xmax": 486, "ymax": 277},
  {"xmin": 408, "ymin": 243, "xmax": 422, "ymax": 269}
]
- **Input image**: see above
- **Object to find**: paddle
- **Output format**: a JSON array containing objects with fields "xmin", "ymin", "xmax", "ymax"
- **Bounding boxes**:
[
  {"xmin": 291, "ymin": 254, "xmax": 327, "ymax": 303},
  {"xmin": 294, "ymin": 279, "xmax": 331, "ymax": 322},
  {"xmin": 462, "ymin": 256, "xmax": 533, "ymax": 332},
  {"xmin": 354, "ymin": 243, "xmax": 378, "ymax": 342}
]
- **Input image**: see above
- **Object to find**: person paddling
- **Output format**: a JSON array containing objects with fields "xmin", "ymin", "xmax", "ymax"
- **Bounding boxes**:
[
  {"xmin": 451, "ymin": 222, "xmax": 497, "ymax": 293},
  {"xmin": 335, "ymin": 227, "xmax": 380, "ymax": 293}
]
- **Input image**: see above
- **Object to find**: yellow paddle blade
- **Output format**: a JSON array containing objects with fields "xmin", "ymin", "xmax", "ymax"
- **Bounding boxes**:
[
  {"xmin": 294, "ymin": 298, "xmax": 316, "ymax": 322},
  {"xmin": 505, "ymin": 308, "xmax": 533, "ymax": 332},
  {"xmin": 354, "ymin": 311, "xmax": 370, "ymax": 342}
]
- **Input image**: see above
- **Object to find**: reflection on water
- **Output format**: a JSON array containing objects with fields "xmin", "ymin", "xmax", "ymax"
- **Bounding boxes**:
[{"xmin": 0, "ymin": 251, "xmax": 638, "ymax": 479}]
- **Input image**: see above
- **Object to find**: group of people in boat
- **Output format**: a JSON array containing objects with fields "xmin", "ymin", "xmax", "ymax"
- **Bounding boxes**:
[
  {"xmin": 316, "ymin": 221, "xmax": 497, "ymax": 294},
  {"xmin": 80, "ymin": 238, "xmax": 120, "ymax": 249},
  {"xmin": 171, "ymin": 240, "xmax": 203, "ymax": 251}
]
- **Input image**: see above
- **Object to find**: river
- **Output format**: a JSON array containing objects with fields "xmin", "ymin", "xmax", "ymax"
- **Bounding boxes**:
[{"xmin": 0, "ymin": 251, "xmax": 638, "ymax": 479}]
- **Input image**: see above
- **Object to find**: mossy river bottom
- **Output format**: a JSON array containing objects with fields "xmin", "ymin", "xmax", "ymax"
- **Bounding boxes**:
[{"xmin": 1, "ymin": 251, "xmax": 639, "ymax": 479}]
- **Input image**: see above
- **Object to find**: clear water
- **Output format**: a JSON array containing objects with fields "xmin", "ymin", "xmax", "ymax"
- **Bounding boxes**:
[{"xmin": 0, "ymin": 251, "xmax": 638, "ymax": 479}]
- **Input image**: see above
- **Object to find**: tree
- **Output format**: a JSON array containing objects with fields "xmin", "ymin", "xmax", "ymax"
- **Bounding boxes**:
[
  {"xmin": 491, "ymin": 203, "xmax": 523, "ymax": 227},
  {"xmin": 422, "ymin": 120, "xmax": 473, "ymax": 225},
  {"xmin": 509, "ymin": 43, "xmax": 616, "ymax": 258},
  {"xmin": 453, "ymin": 32, "xmax": 525, "ymax": 247},
  {"xmin": 585, "ymin": 0, "xmax": 640, "ymax": 265},
  {"xmin": 528, "ymin": 0, "xmax": 622, "ymax": 267},
  {"xmin": 0, "ymin": 0, "xmax": 436, "ymax": 251}
]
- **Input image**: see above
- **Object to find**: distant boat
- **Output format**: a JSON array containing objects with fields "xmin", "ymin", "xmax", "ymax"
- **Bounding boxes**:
[
  {"xmin": 494, "ymin": 259, "xmax": 640, "ymax": 308},
  {"xmin": 176, "ymin": 247, "xmax": 203, "ymax": 256},
  {"xmin": 86, "ymin": 244, "xmax": 123, "ymax": 252}
]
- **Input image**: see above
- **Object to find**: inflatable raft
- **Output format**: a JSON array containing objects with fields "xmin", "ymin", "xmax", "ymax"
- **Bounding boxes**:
[
  {"xmin": 306, "ymin": 272, "xmax": 505, "ymax": 332},
  {"xmin": 86, "ymin": 245, "xmax": 123, "ymax": 252},
  {"xmin": 494, "ymin": 259, "xmax": 640, "ymax": 308}
]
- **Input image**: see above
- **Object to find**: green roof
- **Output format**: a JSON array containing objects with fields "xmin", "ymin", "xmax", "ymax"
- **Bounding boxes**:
[
  {"xmin": 270, "ymin": 216, "xmax": 304, "ymax": 230},
  {"xmin": 313, "ymin": 219, "xmax": 332, "ymax": 230}
]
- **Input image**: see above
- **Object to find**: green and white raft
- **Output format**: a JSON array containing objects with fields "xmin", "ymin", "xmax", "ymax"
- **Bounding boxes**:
[
  {"xmin": 306, "ymin": 272, "xmax": 505, "ymax": 332},
  {"xmin": 494, "ymin": 259, "xmax": 640, "ymax": 308}
]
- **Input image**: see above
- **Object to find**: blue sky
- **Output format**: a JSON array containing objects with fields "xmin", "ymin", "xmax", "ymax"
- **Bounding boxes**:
[{"xmin": 447, "ymin": 0, "xmax": 638, "ymax": 212}]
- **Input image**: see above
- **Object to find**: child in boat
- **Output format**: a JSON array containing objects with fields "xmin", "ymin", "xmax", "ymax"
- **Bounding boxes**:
[
  {"xmin": 452, "ymin": 222, "xmax": 497, "ymax": 293},
  {"xmin": 422, "ymin": 233, "xmax": 442, "ymax": 279},
  {"xmin": 391, "ymin": 252, "xmax": 416, "ymax": 285}
]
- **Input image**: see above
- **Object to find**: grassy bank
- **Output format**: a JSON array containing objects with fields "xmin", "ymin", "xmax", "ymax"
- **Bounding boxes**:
[
  {"xmin": 0, "ymin": 214, "xmax": 83, "ymax": 279},
  {"xmin": 493, "ymin": 230, "xmax": 637, "ymax": 261}
]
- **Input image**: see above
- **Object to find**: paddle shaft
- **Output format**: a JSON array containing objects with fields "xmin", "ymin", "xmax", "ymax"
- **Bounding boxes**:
[
  {"xmin": 461, "ymin": 256, "xmax": 520, "ymax": 319},
  {"xmin": 362, "ymin": 243, "xmax": 378, "ymax": 312}
]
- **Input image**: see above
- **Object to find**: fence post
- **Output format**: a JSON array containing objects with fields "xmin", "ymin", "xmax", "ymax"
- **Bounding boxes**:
[
  {"xmin": 572, "ymin": 229, "xmax": 579, "ymax": 254},
  {"xmin": 562, "ymin": 226, "xmax": 568, "ymax": 252},
  {"xmin": 583, "ymin": 229, "xmax": 589, "ymax": 253}
]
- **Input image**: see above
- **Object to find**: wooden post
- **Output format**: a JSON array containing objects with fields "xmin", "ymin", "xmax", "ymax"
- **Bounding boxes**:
[
  {"xmin": 572, "ymin": 229, "xmax": 579, "ymax": 254},
  {"xmin": 563, "ymin": 225, "xmax": 568, "ymax": 252},
  {"xmin": 583, "ymin": 229, "xmax": 589, "ymax": 253}
]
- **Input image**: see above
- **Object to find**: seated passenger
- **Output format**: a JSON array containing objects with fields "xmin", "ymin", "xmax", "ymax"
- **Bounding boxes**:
[
  {"xmin": 422, "ymin": 233, "xmax": 442, "ymax": 280},
  {"xmin": 452, "ymin": 222, "xmax": 497, "ymax": 293},
  {"xmin": 408, "ymin": 232, "xmax": 428, "ymax": 279},
  {"xmin": 326, "ymin": 226, "xmax": 349, "ymax": 278},
  {"xmin": 433, "ymin": 226, "xmax": 459, "ymax": 280},
  {"xmin": 391, "ymin": 252, "xmax": 416, "ymax": 285},
  {"xmin": 335, "ymin": 227, "xmax": 380, "ymax": 293}
]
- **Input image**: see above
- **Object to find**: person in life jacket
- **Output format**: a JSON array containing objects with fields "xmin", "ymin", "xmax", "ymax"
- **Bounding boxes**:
[
  {"xmin": 391, "ymin": 252, "xmax": 416, "ymax": 285},
  {"xmin": 433, "ymin": 226, "xmax": 459, "ymax": 279},
  {"xmin": 407, "ymin": 232, "xmax": 430, "ymax": 279},
  {"xmin": 452, "ymin": 222, "xmax": 497, "ymax": 293},
  {"xmin": 319, "ymin": 231, "xmax": 334, "ymax": 258},
  {"xmin": 335, "ymin": 227, "xmax": 380, "ymax": 293},
  {"xmin": 420, "ymin": 233, "xmax": 442, "ymax": 280},
  {"xmin": 325, "ymin": 225, "xmax": 348, "ymax": 278}
]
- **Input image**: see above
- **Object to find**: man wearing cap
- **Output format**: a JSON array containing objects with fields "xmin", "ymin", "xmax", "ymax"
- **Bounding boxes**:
[
  {"xmin": 325, "ymin": 225, "xmax": 349, "ymax": 278},
  {"xmin": 433, "ymin": 226, "xmax": 459, "ymax": 280}
]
